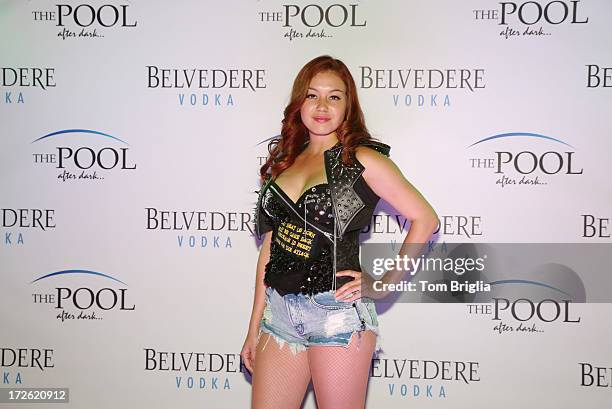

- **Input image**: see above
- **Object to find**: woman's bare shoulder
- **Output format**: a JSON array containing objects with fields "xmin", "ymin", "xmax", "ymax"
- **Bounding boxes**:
[{"xmin": 355, "ymin": 144, "xmax": 397, "ymax": 177}]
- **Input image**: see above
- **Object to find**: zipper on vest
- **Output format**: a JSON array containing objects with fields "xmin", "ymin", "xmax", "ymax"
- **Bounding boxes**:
[
  {"xmin": 269, "ymin": 184, "xmax": 334, "ymax": 242},
  {"xmin": 269, "ymin": 183, "xmax": 340, "ymax": 292}
]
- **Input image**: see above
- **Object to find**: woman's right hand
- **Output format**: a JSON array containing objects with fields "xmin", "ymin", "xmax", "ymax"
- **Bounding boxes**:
[{"xmin": 241, "ymin": 331, "xmax": 259, "ymax": 374}]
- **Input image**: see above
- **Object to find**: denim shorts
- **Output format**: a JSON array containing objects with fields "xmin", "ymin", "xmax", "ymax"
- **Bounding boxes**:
[{"xmin": 258, "ymin": 286, "xmax": 381, "ymax": 355}]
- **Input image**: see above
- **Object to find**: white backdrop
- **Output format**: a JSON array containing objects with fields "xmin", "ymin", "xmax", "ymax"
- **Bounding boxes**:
[{"xmin": 1, "ymin": 1, "xmax": 611, "ymax": 408}]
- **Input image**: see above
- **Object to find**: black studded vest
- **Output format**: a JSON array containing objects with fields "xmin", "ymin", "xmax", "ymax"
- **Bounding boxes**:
[{"xmin": 254, "ymin": 140, "xmax": 391, "ymax": 296}]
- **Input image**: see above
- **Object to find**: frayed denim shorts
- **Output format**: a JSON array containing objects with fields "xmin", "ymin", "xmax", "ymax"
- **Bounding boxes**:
[{"xmin": 258, "ymin": 286, "xmax": 381, "ymax": 355}]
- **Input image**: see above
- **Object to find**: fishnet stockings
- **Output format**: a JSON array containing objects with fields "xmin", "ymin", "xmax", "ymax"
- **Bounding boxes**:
[
  {"xmin": 251, "ymin": 331, "xmax": 376, "ymax": 409},
  {"xmin": 251, "ymin": 333, "xmax": 311, "ymax": 409}
]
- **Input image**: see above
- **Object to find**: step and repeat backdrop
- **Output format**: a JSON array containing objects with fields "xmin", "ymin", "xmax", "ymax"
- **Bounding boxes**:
[{"xmin": 1, "ymin": 1, "xmax": 611, "ymax": 408}]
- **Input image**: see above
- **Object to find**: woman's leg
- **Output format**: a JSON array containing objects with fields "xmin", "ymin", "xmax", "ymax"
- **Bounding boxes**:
[
  {"xmin": 308, "ymin": 330, "xmax": 376, "ymax": 409},
  {"xmin": 251, "ymin": 333, "xmax": 312, "ymax": 409}
]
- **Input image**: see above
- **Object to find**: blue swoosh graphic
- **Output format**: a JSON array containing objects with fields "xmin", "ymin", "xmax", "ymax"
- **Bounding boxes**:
[
  {"xmin": 256, "ymin": 134, "xmax": 281, "ymax": 146},
  {"xmin": 488, "ymin": 279, "xmax": 572, "ymax": 297},
  {"xmin": 467, "ymin": 132, "xmax": 574, "ymax": 148},
  {"xmin": 31, "ymin": 129, "xmax": 129, "ymax": 145},
  {"xmin": 31, "ymin": 270, "xmax": 127, "ymax": 285}
]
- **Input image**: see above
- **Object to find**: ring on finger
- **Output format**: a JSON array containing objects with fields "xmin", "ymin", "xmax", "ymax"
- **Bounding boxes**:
[{"xmin": 342, "ymin": 288, "xmax": 359, "ymax": 297}]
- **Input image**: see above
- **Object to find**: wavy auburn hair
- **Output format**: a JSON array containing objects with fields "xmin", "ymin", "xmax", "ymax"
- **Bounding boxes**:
[{"xmin": 259, "ymin": 55, "xmax": 374, "ymax": 180}]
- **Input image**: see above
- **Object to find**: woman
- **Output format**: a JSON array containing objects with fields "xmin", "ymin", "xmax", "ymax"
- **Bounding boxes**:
[{"xmin": 242, "ymin": 55, "xmax": 438, "ymax": 409}]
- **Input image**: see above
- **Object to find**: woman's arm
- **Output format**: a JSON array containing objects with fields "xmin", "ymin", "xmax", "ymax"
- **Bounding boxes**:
[
  {"xmin": 246, "ymin": 231, "xmax": 272, "ymax": 337},
  {"xmin": 356, "ymin": 146, "xmax": 439, "ymax": 287}
]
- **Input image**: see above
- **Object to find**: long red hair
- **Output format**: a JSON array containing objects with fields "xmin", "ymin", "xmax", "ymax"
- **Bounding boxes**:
[{"xmin": 260, "ymin": 55, "xmax": 374, "ymax": 180}]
